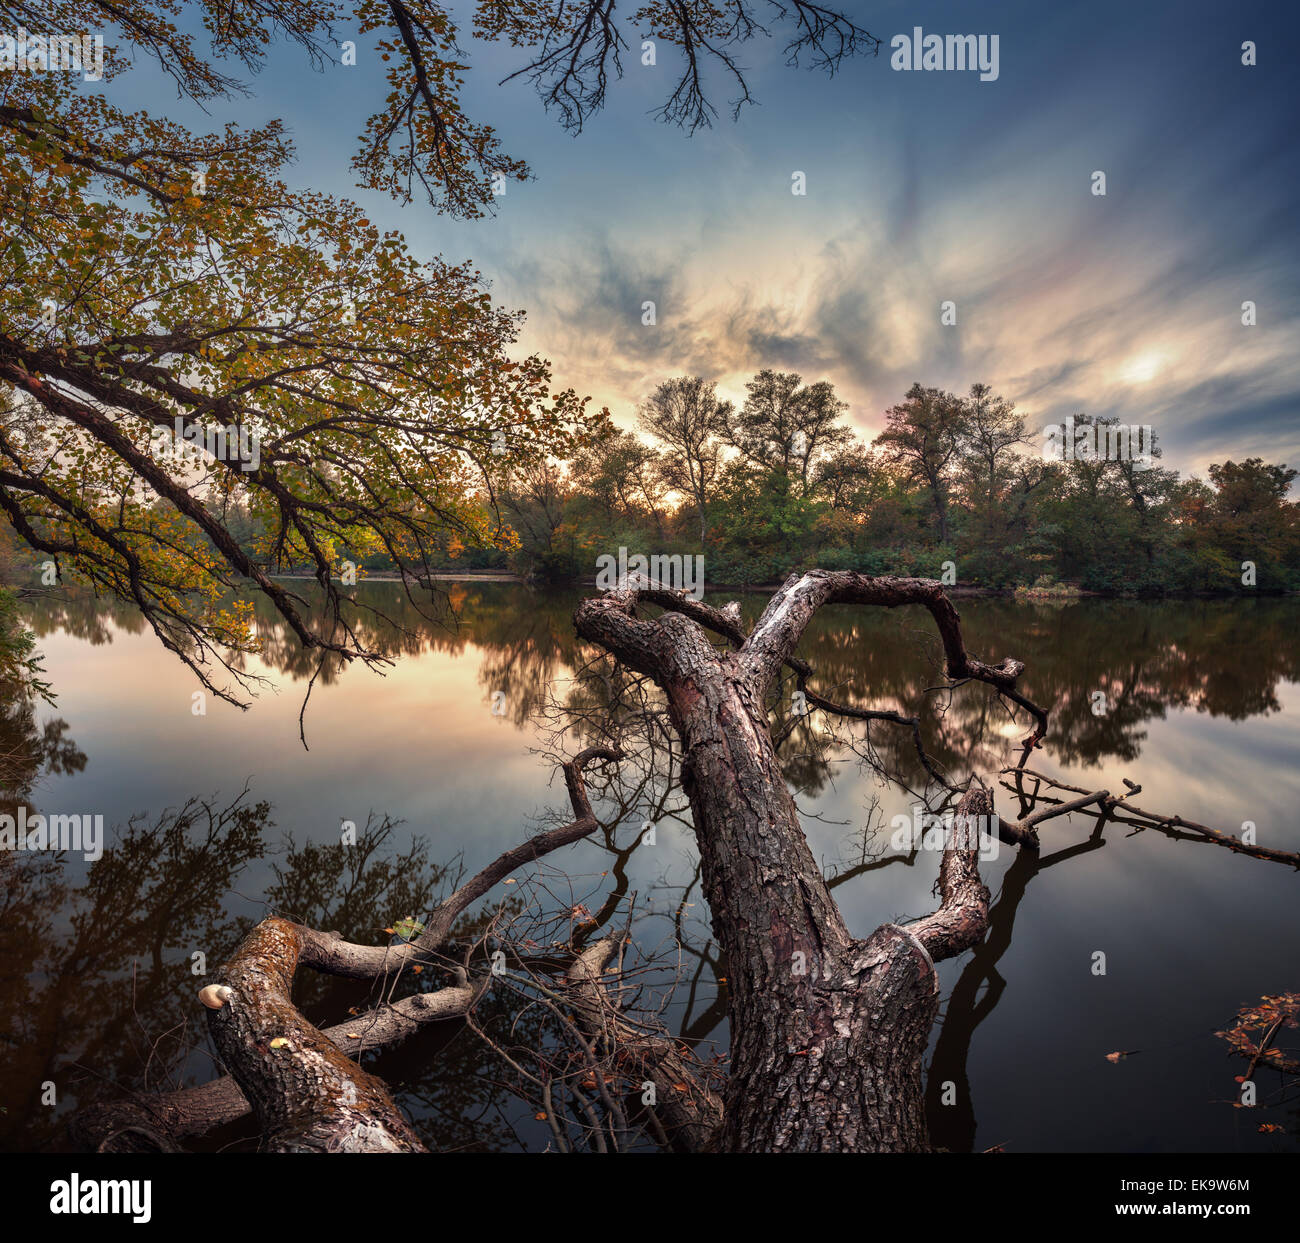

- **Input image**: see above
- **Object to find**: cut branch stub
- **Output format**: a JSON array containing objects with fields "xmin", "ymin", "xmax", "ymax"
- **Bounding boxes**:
[{"xmin": 206, "ymin": 917, "xmax": 426, "ymax": 1152}]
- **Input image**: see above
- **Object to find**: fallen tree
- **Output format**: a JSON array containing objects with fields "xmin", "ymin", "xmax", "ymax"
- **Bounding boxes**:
[
  {"xmin": 570, "ymin": 570, "xmax": 1049, "ymax": 1151},
  {"xmin": 73, "ymin": 748, "xmax": 621, "ymax": 1152},
  {"xmin": 73, "ymin": 571, "xmax": 1296, "ymax": 1154}
]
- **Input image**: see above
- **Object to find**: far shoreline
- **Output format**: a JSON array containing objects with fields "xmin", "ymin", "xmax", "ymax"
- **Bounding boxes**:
[{"xmin": 266, "ymin": 572, "xmax": 1293, "ymax": 599}]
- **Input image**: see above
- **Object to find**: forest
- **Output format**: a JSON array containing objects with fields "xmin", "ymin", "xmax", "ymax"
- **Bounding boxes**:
[
  {"xmin": 438, "ymin": 375, "xmax": 1300, "ymax": 593},
  {"xmin": 129, "ymin": 371, "xmax": 1300, "ymax": 597}
]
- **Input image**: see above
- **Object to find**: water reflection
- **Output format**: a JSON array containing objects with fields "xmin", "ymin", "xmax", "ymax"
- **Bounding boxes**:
[{"xmin": 3, "ymin": 583, "xmax": 1297, "ymax": 1151}]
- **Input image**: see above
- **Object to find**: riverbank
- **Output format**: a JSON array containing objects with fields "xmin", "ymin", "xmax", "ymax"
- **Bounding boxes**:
[{"xmin": 268, "ymin": 572, "xmax": 1288, "ymax": 599}]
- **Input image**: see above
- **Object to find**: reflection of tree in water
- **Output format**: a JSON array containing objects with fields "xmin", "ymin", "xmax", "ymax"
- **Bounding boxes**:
[
  {"xmin": 0, "ymin": 792, "xmax": 267, "ymax": 1151},
  {"xmin": 0, "ymin": 700, "xmax": 85, "ymax": 804},
  {"xmin": 11, "ymin": 587, "xmax": 1299, "ymax": 1150},
  {"xmin": 486, "ymin": 590, "xmax": 1300, "ymax": 802},
  {"xmin": 27, "ymin": 584, "xmax": 1297, "ymax": 766},
  {"xmin": 0, "ymin": 667, "xmax": 90, "ymax": 1151},
  {"xmin": 925, "ymin": 828, "xmax": 1104, "ymax": 1152},
  {"xmin": 0, "ymin": 790, "xmax": 540, "ymax": 1152},
  {"xmin": 22, "ymin": 587, "xmax": 138, "ymax": 647}
]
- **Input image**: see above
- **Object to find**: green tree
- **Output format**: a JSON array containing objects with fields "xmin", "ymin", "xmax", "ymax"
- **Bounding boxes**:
[
  {"xmin": 874, "ymin": 383, "xmax": 968, "ymax": 544},
  {"xmin": 637, "ymin": 377, "xmax": 727, "ymax": 545},
  {"xmin": 1, "ymin": 1, "xmax": 879, "ymax": 699},
  {"xmin": 717, "ymin": 370, "xmax": 854, "ymax": 499}
]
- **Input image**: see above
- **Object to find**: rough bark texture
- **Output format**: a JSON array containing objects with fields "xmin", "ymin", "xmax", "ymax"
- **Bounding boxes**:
[
  {"xmin": 71, "ymin": 976, "xmax": 475, "ymax": 1151},
  {"xmin": 574, "ymin": 571, "xmax": 1016, "ymax": 1152},
  {"xmin": 206, "ymin": 918, "xmax": 427, "ymax": 1152},
  {"xmin": 72, "ymin": 748, "xmax": 620, "ymax": 1153}
]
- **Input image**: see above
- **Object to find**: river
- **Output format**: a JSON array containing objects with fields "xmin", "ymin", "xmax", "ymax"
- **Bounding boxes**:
[{"xmin": 2, "ymin": 583, "xmax": 1297, "ymax": 1152}]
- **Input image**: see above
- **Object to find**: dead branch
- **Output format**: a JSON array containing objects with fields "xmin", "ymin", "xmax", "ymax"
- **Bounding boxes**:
[
  {"xmin": 1000, "ymin": 766, "xmax": 1300, "ymax": 866},
  {"xmin": 72, "ymin": 749, "xmax": 621, "ymax": 1152},
  {"xmin": 299, "ymin": 746, "xmax": 621, "ymax": 978},
  {"xmin": 905, "ymin": 784, "xmax": 994, "ymax": 962},
  {"xmin": 565, "ymin": 935, "xmax": 724, "ymax": 1152}
]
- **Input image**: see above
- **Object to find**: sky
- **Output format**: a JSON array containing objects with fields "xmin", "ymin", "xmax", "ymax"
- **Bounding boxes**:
[{"xmin": 108, "ymin": 0, "xmax": 1300, "ymax": 479}]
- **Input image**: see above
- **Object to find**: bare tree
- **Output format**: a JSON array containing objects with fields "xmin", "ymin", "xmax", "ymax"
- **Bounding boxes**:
[
  {"xmin": 572, "ymin": 570, "xmax": 1048, "ymax": 1150},
  {"xmin": 69, "ymin": 575, "xmax": 1300, "ymax": 1154},
  {"xmin": 496, "ymin": 1, "xmax": 881, "ymax": 137}
]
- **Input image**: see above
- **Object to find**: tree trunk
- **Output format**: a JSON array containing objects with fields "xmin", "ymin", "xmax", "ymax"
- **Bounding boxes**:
[
  {"xmin": 203, "ymin": 918, "xmax": 427, "ymax": 1152},
  {"xmin": 653, "ymin": 626, "xmax": 939, "ymax": 1148},
  {"xmin": 575, "ymin": 571, "xmax": 1013, "ymax": 1151},
  {"xmin": 932, "ymin": 479, "xmax": 950, "ymax": 544}
]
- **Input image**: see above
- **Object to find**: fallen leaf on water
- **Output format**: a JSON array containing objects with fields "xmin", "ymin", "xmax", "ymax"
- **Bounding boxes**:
[
  {"xmin": 534, "ymin": 1112, "xmax": 547, "ymax": 1121},
  {"xmin": 1258, "ymin": 1123, "xmax": 1283, "ymax": 1134},
  {"xmin": 1105, "ymin": 1050, "xmax": 1139, "ymax": 1063}
]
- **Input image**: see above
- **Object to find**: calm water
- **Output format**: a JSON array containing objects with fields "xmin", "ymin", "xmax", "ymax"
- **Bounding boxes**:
[{"xmin": 2, "ymin": 582, "xmax": 1297, "ymax": 1152}]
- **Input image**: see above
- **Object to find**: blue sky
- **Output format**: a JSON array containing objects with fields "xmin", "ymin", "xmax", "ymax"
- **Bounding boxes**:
[{"xmin": 109, "ymin": 0, "xmax": 1299, "ymax": 477}]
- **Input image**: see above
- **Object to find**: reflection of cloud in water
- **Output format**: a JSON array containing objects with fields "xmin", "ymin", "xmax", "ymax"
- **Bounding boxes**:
[{"xmin": 11, "ymin": 585, "xmax": 1300, "ymax": 1153}]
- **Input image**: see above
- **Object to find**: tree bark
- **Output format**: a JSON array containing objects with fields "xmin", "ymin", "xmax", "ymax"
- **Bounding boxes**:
[
  {"xmin": 204, "ymin": 917, "xmax": 428, "ymax": 1152},
  {"xmin": 574, "ymin": 570, "xmax": 1019, "ymax": 1151}
]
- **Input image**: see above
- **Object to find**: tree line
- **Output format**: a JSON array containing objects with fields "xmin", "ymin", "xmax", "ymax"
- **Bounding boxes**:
[{"xmin": 491, "ymin": 372, "xmax": 1300, "ymax": 593}]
